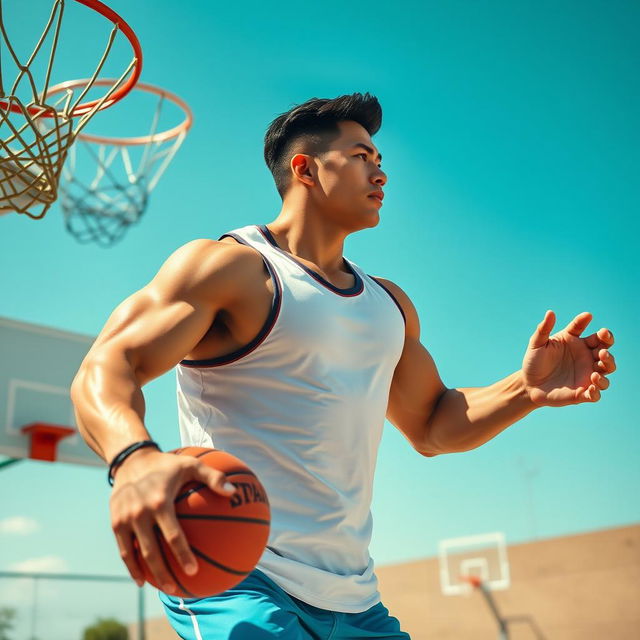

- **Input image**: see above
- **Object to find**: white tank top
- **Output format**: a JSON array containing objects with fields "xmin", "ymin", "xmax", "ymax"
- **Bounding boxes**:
[{"xmin": 176, "ymin": 224, "xmax": 405, "ymax": 613}]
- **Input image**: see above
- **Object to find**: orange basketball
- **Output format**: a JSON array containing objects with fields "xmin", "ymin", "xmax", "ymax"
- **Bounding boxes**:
[{"xmin": 136, "ymin": 447, "xmax": 270, "ymax": 597}]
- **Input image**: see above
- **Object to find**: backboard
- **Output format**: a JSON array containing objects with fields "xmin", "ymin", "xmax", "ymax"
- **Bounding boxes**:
[
  {"xmin": 0, "ymin": 316, "xmax": 103, "ymax": 466},
  {"xmin": 439, "ymin": 531, "xmax": 510, "ymax": 596}
]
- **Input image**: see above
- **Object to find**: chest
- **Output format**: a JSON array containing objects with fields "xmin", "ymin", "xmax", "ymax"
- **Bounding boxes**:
[{"xmin": 273, "ymin": 271, "xmax": 405, "ymax": 369}]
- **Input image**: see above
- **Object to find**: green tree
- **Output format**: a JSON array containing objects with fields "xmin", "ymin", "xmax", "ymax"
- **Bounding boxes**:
[
  {"xmin": 0, "ymin": 607, "xmax": 15, "ymax": 640},
  {"xmin": 82, "ymin": 618, "xmax": 129, "ymax": 640}
]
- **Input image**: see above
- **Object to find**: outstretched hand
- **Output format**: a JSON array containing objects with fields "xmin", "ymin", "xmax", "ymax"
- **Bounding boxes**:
[{"xmin": 522, "ymin": 311, "xmax": 616, "ymax": 407}]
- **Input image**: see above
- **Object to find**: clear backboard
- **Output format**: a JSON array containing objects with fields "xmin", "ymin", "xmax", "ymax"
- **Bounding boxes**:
[
  {"xmin": 0, "ymin": 316, "xmax": 103, "ymax": 466},
  {"xmin": 439, "ymin": 531, "xmax": 510, "ymax": 596}
]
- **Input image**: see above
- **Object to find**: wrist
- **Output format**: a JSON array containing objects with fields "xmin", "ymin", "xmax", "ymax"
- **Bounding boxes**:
[
  {"xmin": 108, "ymin": 440, "xmax": 161, "ymax": 486},
  {"xmin": 516, "ymin": 369, "xmax": 540, "ymax": 411}
]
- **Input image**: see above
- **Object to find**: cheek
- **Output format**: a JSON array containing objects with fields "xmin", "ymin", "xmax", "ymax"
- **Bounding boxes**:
[{"xmin": 317, "ymin": 159, "xmax": 358, "ymax": 190}]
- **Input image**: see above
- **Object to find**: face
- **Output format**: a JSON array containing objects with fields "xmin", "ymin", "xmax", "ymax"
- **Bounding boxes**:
[{"xmin": 293, "ymin": 120, "xmax": 387, "ymax": 232}]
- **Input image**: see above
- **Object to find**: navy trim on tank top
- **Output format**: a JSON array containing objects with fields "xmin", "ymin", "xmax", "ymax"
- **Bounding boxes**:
[
  {"xmin": 257, "ymin": 225, "xmax": 364, "ymax": 297},
  {"xmin": 369, "ymin": 276, "xmax": 407, "ymax": 325},
  {"xmin": 179, "ymin": 233, "xmax": 282, "ymax": 368}
]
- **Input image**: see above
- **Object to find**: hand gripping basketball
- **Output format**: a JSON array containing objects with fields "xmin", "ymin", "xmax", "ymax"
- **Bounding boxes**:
[
  {"xmin": 109, "ymin": 446, "xmax": 270, "ymax": 597},
  {"xmin": 137, "ymin": 448, "xmax": 271, "ymax": 597}
]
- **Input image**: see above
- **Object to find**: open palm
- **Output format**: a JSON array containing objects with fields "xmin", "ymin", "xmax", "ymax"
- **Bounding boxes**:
[{"xmin": 522, "ymin": 311, "xmax": 616, "ymax": 407}]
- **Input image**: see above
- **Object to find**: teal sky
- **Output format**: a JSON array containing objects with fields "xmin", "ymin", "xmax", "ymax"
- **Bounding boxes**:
[{"xmin": 1, "ymin": 0, "xmax": 638, "ymax": 636}]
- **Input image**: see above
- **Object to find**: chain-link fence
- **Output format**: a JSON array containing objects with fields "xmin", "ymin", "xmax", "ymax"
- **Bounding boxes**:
[{"xmin": 0, "ymin": 570, "xmax": 155, "ymax": 640}]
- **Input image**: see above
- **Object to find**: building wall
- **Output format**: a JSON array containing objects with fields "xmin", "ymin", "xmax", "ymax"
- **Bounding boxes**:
[
  {"xmin": 377, "ymin": 524, "xmax": 640, "ymax": 639},
  {"xmin": 134, "ymin": 524, "xmax": 640, "ymax": 639}
]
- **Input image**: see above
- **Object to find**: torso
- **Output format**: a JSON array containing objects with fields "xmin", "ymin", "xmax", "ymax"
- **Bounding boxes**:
[{"xmin": 183, "ymin": 234, "xmax": 357, "ymax": 362}]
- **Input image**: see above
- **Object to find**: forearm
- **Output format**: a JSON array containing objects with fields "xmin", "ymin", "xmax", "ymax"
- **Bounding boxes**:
[
  {"xmin": 424, "ymin": 371, "xmax": 536, "ymax": 454},
  {"xmin": 70, "ymin": 350, "xmax": 152, "ymax": 463}
]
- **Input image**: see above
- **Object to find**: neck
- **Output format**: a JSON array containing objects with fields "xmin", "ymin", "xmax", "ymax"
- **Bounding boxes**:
[{"xmin": 267, "ymin": 192, "xmax": 348, "ymax": 274}]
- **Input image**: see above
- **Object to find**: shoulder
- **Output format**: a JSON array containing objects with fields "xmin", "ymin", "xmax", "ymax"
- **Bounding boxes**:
[
  {"xmin": 149, "ymin": 238, "xmax": 265, "ymax": 304},
  {"xmin": 370, "ymin": 276, "xmax": 420, "ymax": 339}
]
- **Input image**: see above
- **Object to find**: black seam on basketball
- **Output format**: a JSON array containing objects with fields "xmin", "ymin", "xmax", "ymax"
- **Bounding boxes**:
[
  {"xmin": 153, "ymin": 525, "xmax": 196, "ymax": 599},
  {"xmin": 175, "ymin": 483, "xmax": 207, "ymax": 504},
  {"xmin": 177, "ymin": 514, "xmax": 270, "ymax": 526},
  {"xmin": 224, "ymin": 469, "xmax": 258, "ymax": 479},
  {"xmin": 190, "ymin": 546, "xmax": 253, "ymax": 576},
  {"xmin": 174, "ymin": 470, "xmax": 260, "ymax": 504}
]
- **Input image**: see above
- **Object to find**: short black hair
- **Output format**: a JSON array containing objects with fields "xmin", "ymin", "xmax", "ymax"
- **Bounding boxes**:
[{"xmin": 264, "ymin": 92, "xmax": 382, "ymax": 198}]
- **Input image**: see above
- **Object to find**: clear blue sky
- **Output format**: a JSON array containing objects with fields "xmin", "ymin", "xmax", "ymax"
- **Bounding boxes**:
[{"xmin": 1, "ymin": 0, "xmax": 638, "ymax": 636}]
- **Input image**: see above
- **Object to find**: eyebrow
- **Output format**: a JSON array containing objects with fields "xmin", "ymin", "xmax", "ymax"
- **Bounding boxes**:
[{"xmin": 351, "ymin": 143, "xmax": 382, "ymax": 163}]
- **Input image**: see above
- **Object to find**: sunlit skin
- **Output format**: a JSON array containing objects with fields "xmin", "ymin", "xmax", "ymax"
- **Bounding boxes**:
[
  {"xmin": 265, "ymin": 120, "xmax": 386, "ymax": 281},
  {"xmin": 70, "ymin": 116, "xmax": 616, "ymax": 595}
]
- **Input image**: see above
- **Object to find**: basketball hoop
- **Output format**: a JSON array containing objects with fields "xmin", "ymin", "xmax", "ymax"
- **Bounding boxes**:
[
  {"xmin": 461, "ymin": 574, "xmax": 483, "ymax": 589},
  {"xmin": 0, "ymin": 0, "xmax": 142, "ymax": 219},
  {"xmin": 46, "ymin": 79, "xmax": 193, "ymax": 246}
]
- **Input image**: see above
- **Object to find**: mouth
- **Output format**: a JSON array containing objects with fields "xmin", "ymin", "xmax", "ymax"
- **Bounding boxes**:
[{"xmin": 368, "ymin": 191, "xmax": 384, "ymax": 203}]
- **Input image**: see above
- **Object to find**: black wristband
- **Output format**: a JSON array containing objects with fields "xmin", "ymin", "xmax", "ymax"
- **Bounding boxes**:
[{"xmin": 108, "ymin": 440, "xmax": 161, "ymax": 486}]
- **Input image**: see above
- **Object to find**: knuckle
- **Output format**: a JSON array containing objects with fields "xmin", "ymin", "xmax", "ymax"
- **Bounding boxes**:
[
  {"xmin": 129, "ymin": 507, "xmax": 146, "ymax": 521},
  {"xmin": 147, "ymin": 496, "xmax": 165, "ymax": 511},
  {"xmin": 165, "ymin": 530, "xmax": 182, "ymax": 546},
  {"xmin": 111, "ymin": 518, "xmax": 124, "ymax": 531},
  {"xmin": 140, "ymin": 547, "xmax": 154, "ymax": 561}
]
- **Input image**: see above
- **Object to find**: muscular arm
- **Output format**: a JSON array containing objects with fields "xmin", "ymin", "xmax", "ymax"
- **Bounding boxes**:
[
  {"xmin": 70, "ymin": 238, "xmax": 262, "ymax": 592},
  {"xmin": 71, "ymin": 239, "xmax": 253, "ymax": 462},
  {"xmin": 378, "ymin": 278, "xmax": 536, "ymax": 457}
]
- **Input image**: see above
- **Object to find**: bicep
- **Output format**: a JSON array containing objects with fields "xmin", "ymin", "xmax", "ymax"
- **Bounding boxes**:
[
  {"xmin": 387, "ymin": 336, "xmax": 446, "ymax": 453},
  {"xmin": 85, "ymin": 240, "xmax": 243, "ymax": 385}
]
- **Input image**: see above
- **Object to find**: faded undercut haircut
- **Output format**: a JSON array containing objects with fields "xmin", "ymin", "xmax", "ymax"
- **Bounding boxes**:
[{"xmin": 264, "ymin": 92, "xmax": 382, "ymax": 198}]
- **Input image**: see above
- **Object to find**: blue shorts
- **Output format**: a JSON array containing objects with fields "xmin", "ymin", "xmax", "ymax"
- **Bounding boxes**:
[{"xmin": 159, "ymin": 568, "xmax": 410, "ymax": 639}]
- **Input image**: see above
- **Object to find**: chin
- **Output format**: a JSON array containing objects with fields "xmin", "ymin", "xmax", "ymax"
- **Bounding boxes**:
[
  {"xmin": 350, "ymin": 211, "xmax": 380, "ymax": 233},
  {"xmin": 364, "ymin": 209, "xmax": 381, "ymax": 227}
]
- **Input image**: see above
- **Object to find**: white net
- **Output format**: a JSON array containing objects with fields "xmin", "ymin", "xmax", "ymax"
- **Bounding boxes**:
[{"xmin": 58, "ymin": 84, "xmax": 191, "ymax": 246}]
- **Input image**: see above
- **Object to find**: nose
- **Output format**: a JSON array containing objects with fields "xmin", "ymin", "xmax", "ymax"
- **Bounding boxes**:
[{"xmin": 371, "ymin": 166, "xmax": 387, "ymax": 187}]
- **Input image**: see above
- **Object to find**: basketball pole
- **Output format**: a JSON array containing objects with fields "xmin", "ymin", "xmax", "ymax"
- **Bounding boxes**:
[
  {"xmin": 138, "ymin": 585, "xmax": 146, "ymax": 640},
  {"xmin": 474, "ymin": 580, "xmax": 509, "ymax": 640}
]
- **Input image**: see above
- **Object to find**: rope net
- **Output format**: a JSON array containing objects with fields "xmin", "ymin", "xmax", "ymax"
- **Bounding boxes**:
[
  {"xmin": 59, "ymin": 91, "xmax": 190, "ymax": 246},
  {"xmin": 0, "ymin": 0, "xmax": 139, "ymax": 219}
]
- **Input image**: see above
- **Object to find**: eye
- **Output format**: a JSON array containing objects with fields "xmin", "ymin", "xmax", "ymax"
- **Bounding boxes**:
[{"xmin": 357, "ymin": 153, "xmax": 368, "ymax": 161}]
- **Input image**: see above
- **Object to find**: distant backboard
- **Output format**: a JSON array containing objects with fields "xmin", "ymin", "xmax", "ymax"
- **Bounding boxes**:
[
  {"xmin": 439, "ymin": 531, "xmax": 510, "ymax": 596},
  {"xmin": 0, "ymin": 316, "xmax": 103, "ymax": 466}
]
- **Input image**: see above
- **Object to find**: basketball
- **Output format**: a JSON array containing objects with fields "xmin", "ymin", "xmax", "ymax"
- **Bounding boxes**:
[{"xmin": 135, "ymin": 447, "xmax": 270, "ymax": 598}]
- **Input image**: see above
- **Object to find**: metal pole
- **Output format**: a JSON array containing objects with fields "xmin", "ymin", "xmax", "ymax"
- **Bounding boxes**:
[
  {"xmin": 30, "ymin": 576, "xmax": 39, "ymax": 640},
  {"xmin": 517, "ymin": 457, "xmax": 539, "ymax": 540},
  {"xmin": 138, "ymin": 585, "xmax": 145, "ymax": 640},
  {"xmin": 477, "ymin": 582, "xmax": 509, "ymax": 640}
]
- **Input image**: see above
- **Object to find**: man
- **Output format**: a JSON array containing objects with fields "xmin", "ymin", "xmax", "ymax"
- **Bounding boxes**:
[{"xmin": 71, "ymin": 93, "xmax": 615, "ymax": 639}]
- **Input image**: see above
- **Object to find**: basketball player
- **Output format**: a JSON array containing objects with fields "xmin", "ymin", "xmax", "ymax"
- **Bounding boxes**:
[{"xmin": 71, "ymin": 93, "xmax": 616, "ymax": 639}]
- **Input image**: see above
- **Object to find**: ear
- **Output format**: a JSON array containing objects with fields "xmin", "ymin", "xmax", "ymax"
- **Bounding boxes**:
[{"xmin": 290, "ymin": 154, "xmax": 315, "ymax": 187}]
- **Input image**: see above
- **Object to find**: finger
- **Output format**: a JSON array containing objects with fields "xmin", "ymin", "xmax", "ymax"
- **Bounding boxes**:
[
  {"xmin": 580, "ymin": 384, "xmax": 601, "ymax": 403},
  {"xmin": 113, "ymin": 526, "xmax": 145, "ymax": 587},
  {"xmin": 191, "ymin": 462, "xmax": 237, "ymax": 497},
  {"xmin": 596, "ymin": 349, "xmax": 616, "ymax": 374},
  {"xmin": 591, "ymin": 371, "xmax": 610, "ymax": 391},
  {"xmin": 156, "ymin": 512, "xmax": 198, "ymax": 576},
  {"xmin": 134, "ymin": 522, "xmax": 177, "ymax": 593},
  {"xmin": 564, "ymin": 311, "xmax": 592, "ymax": 338},
  {"xmin": 585, "ymin": 328, "xmax": 614, "ymax": 349},
  {"xmin": 529, "ymin": 310, "xmax": 556, "ymax": 349}
]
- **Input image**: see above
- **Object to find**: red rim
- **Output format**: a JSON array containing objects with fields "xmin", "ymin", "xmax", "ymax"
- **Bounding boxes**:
[{"xmin": 0, "ymin": 0, "xmax": 142, "ymax": 117}]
